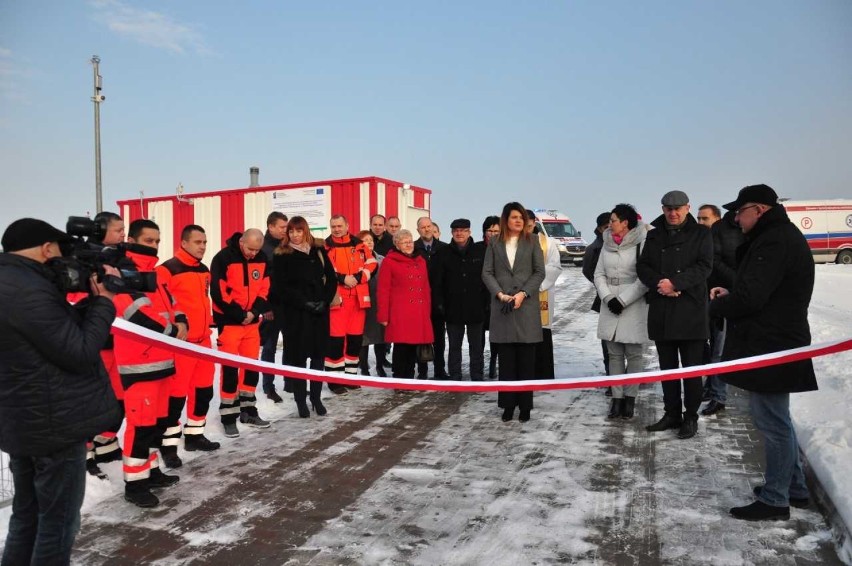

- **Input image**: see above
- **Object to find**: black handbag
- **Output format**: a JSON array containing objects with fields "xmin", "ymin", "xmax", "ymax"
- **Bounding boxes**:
[{"xmin": 417, "ymin": 343, "xmax": 435, "ymax": 363}]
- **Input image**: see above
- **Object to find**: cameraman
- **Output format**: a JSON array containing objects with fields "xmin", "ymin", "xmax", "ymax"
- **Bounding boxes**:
[{"xmin": 0, "ymin": 218, "xmax": 121, "ymax": 565}]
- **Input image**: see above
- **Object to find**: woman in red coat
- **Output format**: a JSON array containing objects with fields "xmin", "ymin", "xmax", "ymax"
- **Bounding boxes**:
[{"xmin": 377, "ymin": 229, "xmax": 434, "ymax": 379}]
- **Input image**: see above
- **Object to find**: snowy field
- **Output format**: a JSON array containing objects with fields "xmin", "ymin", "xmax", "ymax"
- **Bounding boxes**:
[{"xmin": 1, "ymin": 265, "xmax": 850, "ymax": 565}]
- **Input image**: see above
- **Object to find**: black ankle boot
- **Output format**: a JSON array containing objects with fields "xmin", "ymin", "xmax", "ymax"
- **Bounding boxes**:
[
  {"xmin": 622, "ymin": 397, "xmax": 636, "ymax": 419},
  {"xmin": 607, "ymin": 398, "xmax": 624, "ymax": 419},
  {"xmin": 519, "ymin": 409, "xmax": 531, "ymax": 423},
  {"xmin": 310, "ymin": 397, "xmax": 327, "ymax": 416},
  {"xmin": 501, "ymin": 407, "xmax": 514, "ymax": 422},
  {"xmin": 295, "ymin": 398, "xmax": 310, "ymax": 418}
]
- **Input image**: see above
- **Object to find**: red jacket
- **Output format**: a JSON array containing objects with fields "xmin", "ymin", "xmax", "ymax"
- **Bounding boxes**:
[
  {"xmin": 376, "ymin": 249, "xmax": 434, "ymax": 344},
  {"xmin": 112, "ymin": 245, "xmax": 183, "ymax": 389},
  {"xmin": 325, "ymin": 234, "xmax": 377, "ymax": 310},
  {"xmin": 157, "ymin": 248, "xmax": 213, "ymax": 344},
  {"xmin": 210, "ymin": 232, "xmax": 270, "ymax": 327}
]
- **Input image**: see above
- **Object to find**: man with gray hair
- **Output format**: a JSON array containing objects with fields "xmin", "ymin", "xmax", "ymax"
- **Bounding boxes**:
[
  {"xmin": 414, "ymin": 216, "xmax": 448, "ymax": 379},
  {"xmin": 210, "ymin": 228, "xmax": 272, "ymax": 437},
  {"xmin": 637, "ymin": 190, "xmax": 713, "ymax": 439}
]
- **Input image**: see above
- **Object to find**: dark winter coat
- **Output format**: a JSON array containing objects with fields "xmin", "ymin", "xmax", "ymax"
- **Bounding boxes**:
[
  {"xmin": 270, "ymin": 244, "xmax": 338, "ymax": 362},
  {"xmin": 709, "ymin": 211, "xmax": 745, "ymax": 289},
  {"xmin": 582, "ymin": 230, "xmax": 605, "ymax": 312},
  {"xmin": 482, "ymin": 235, "xmax": 546, "ymax": 344},
  {"xmin": 262, "ymin": 230, "xmax": 282, "ymax": 271},
  {"xmin": 0, "ymin": 254, "xmax": 120, "ymax": 457},
  {"xmin": 709, "ymin": 205, "xmax": 817, "ymax": 393},
  {"xmin": 432, "ymin": 238, "xmax": 489, "ymax": 325},
  {"xmin": 637, "ymin": 214, "xmax": 713, "ymax": 341},
  {"xmin": 372, "ymin": 231, "xmax": 394, "ymax": 257},
  {"xmin": 376, "ymin": 249, "xmax": 434, "ymax": 344}
]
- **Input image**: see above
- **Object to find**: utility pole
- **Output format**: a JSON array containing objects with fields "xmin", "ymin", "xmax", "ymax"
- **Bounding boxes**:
[{"xmin": 91, "ymin": 55, "xmax": 105, "ymax": 213}]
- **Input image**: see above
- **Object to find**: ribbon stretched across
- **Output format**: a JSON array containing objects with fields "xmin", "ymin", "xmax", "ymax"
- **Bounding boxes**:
[{"xmin": 111, "ymin": 318, "xmax": 852, "ymax": 393}]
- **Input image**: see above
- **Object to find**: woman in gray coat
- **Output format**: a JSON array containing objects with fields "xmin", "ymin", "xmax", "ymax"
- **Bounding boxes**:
[
  {"xmin": 594, "ymin": 204, "xmax": 649, "ymax": 420},
  {"xmin": 482, "ymin": 202, "xmax": 546, "ymax": 422}
]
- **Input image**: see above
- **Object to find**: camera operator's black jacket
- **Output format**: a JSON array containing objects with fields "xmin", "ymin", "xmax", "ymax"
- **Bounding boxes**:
[{"xmin": 0, "ymin": 253, "xmax": 120, "ymax": 456}]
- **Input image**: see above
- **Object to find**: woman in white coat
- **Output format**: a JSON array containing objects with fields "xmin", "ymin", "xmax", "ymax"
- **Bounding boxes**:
[{"xmin": 594, "ymin": 204, "xmax": 649, "ymax": 419}]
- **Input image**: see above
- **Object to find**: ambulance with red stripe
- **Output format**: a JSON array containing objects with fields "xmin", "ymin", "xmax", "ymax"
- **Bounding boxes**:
[
  {"xmin": 532, "ymin": 209, "xmax": 588, "ymax": 266},
  {"xmin": 781, "ymin": 199, "xmax": 852, "ymax": 265}
]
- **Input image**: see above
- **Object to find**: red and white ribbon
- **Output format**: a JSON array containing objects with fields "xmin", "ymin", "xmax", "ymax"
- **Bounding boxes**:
[{"xmin": 112, "ymin": 318, "xmax": 852, "ymax": 392}]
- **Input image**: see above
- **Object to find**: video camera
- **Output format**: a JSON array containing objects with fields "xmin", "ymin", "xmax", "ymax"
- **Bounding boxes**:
[{"xmin": 51, "ymin": 216, "xmax": 157, "ymax": 294}]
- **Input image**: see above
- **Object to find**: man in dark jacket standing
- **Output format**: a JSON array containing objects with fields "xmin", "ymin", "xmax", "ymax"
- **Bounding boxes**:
[
  {"xmin": 414, "ymin": 216, "xmax": 449, "ymax": 379},
  {"xmin": 583, "ymin": 212, "xmax": 613, "ymax": 381},
  {"xmin": 0, "ymin": 218, "xmax": 120, "ymax": 565},
  {"xmin": 433, "ymin": 218, "xmax": 489, "ymax": 380},
  {"xmin": 701, "ymin": 207, "xmax": 745, "ymax": 416},
  {"xmin": 710, "ymin": 184, "xmax": 816, "ymax": 521},
  {"xmin": 638, "ymin": 190, "xmax": 713, "ymax": 439},
  {"xmin": 260, "ymin": 211, "xmax": 287, "ymax": 402}
]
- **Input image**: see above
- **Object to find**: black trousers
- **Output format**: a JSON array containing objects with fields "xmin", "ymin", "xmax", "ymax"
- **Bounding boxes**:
[
  {"xmin": 392, "ymin": 344, "xmax": 418, "ymax": 379},
  {"xmin": 655, "ymin": 340, "xmax": 705, "ymax": 420},
  {"xmin": 496, "ymin": 343, "xmax": 538, "ymax": 411},
  {"xmin": 534, "ymin": 328, "xmax": 555, "ymax": 379},
  {"xmin": 446, "ymin": 322, "xmax": 484, "ymax": 380},
  {"xmin": 417, "ymin": 312, "xmax": 446, "ymax": 378}
]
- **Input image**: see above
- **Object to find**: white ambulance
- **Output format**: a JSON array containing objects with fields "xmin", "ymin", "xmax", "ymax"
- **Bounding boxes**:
[
  {"xmin": 532, "ymin": 209, "xmax": 588, "ymax": 266},
  {"xmin": 781, "ymin": 199, "xmax": 852, "ymax": 264}
]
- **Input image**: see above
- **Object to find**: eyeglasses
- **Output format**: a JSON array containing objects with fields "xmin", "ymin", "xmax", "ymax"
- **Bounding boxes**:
[{"xmin": 734, "ymin": 204, "xmax": 759, "ymax": 216}]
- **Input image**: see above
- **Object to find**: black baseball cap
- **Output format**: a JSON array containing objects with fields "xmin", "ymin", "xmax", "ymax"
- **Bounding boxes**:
[
  {"xmin": 2, "ymin": 218, "xmax": 72, "ymax": 252},
  {"xmin": 723, "ymin": 184, "xmax": 779, "ymax": 211}
]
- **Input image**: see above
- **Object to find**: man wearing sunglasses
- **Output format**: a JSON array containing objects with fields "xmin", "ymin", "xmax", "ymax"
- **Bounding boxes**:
[{"xmin": 709, "ymin": 184, "xmax": 816, "ymax": 521}]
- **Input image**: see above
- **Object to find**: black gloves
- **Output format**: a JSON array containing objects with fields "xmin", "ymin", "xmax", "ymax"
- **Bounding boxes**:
[
  {"xmin": 500, "ymin": 300, "xmax": 515, "ymax": 315},
  {"xmin": 304, "ymin": 301, "xmax": 327, "ymax": 314},
  {"xmin": 607, "ymin": 298, "xmax": 624, "ymax": 315}
]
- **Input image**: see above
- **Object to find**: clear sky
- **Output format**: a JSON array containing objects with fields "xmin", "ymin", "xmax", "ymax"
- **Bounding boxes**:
[{"xmin": 1, "ymin": 0, "xmax": 850, "ymax": 238}]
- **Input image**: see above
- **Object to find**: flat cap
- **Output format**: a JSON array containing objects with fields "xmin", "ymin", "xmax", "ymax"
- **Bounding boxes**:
[
  {"xmin": 450, "ymin": 218, "xmax": 471, "ymax": 230},
  {"xmin": 661, "ymin": 190, "xmax": 690, "ymax": 207}
]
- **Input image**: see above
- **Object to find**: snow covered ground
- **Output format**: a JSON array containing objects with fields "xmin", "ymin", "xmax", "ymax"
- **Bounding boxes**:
[{"xmin": 0, "ymin": 265, "xmax": 850, "ymax": 565}]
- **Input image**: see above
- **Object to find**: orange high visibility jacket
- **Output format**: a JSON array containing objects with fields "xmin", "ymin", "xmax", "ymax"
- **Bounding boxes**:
[
  {"xmin": 325, "ymin": 234, "xmax": 378, "ymax": 309},
  {"xmin": 157, "ymin": 247, "xmax": 213, "ymax": 344},
  {"xmin": 210, "ymin": 232, "xmax": 270, "ymax": 327},
  {"xmin": 112, "ymin": 245, "xmax": 184, "ymax": 389}
]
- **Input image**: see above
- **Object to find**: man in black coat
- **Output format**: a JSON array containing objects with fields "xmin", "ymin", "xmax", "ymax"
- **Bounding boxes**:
[
  {"xmin": 709, "ymin": 184, "xmax": 816, "ymax": 521},
  {"xmin": 260, "ymin": 211, "xmax": 288, "ymax": 402},
  {"xmin": 0, "ymin": 218, "xmax": 121, "ymax": 565},
  {"xmin": 414, "ymin": 216, "xmax": 449, "ymax": 379},
  {"xmin": 433, "ymin": 218, "xmax": 489, "ymax": 380},
  {"xmin": 637, "ymin": 190, "xmax": 713, "ymax": 439},
  {"xmin": 583, "ymin": 212, "xmax": 613, "ymax": 380},
  {"xmin": 701, "ymin": 208, "xmax": 746, "ymax": 416}
]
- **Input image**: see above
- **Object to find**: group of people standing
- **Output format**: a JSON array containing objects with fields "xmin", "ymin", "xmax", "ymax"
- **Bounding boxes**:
[
  {"xmin": 0, "ymin": 182, "xmax": 819, "ymax": 565},
  {"xmin": 583, "ymin": 184, "xmax": 818, "ymax": 521},
  {"xmin": 260, "ymin": 205, "xmax": 563, "ymax": 424}
]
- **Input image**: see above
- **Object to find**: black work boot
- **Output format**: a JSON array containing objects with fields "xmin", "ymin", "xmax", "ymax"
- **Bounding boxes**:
[
  {"xmin": 124, "ymin": 479, "xmax": 159, "ymax": 508},
  {"xmin": 607, "ymin": 398, "xmax": 624, "ymax": 419},
  {"xmin": 184, "ymin": 434, "xmax": 221, "ymax": 452},
  {"xmin": 148, "ymin": 467, "xmax": 180, "ymax": 489},
  {"xmin": 160, "ymin": 445, "xmax": 182, "ymax": 469}
]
